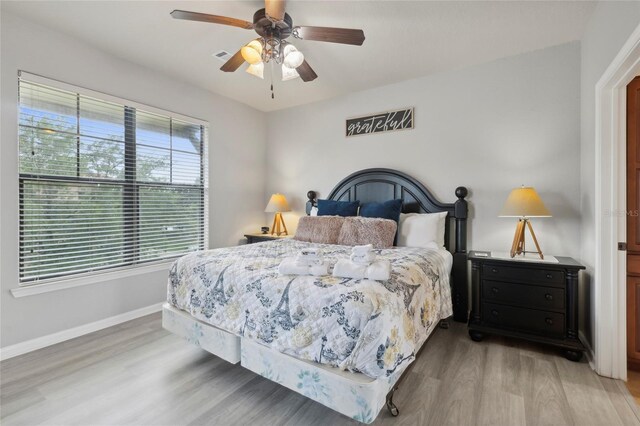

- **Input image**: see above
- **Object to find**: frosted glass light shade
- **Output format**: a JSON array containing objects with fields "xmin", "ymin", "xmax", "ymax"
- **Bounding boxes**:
[
  {"xmin": 282, "ymin": 64, "xmax": 300, "ymax": 81},
  {"xmin": 499, "ymin": 187, "xmax": 551, "ymax": 218},
  {"xmin": 265, "ymin": 193, "xmax": 291, "ymax": 213},
  {"xmin": 246, "ymin": 62, "xmax": 264, "ymax": 79},
  {"xmin": 283, "ymin": 44, "xmax": 304, "ymax": 69},
  {"xmin": 241, "ymin": 40, "xmax": 263, "ymax": 65}
]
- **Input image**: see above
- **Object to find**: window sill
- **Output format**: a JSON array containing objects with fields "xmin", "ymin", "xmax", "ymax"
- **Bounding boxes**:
[{"xmin": 10, "ymin": 261, "xmax": 174, "ymax": 298}]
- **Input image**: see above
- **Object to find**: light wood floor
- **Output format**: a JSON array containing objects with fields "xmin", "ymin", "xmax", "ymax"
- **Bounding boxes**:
[
  {"xmin": 627, "ymin": 370, "xmax": 640, "ymax": 407},
  {"xmin": 2, "ymin": 313, "xmax": 639, "ymax": 426}
]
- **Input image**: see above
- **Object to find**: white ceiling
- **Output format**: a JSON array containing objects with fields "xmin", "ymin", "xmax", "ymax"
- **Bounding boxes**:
[{"xmin": 3, "ymin": 0, "xmax": 596, "ymax": 112}]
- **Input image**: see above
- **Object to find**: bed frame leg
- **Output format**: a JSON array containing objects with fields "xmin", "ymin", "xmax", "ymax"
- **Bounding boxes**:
[{"xmin": 386, "ymin": 386, "xmax": 400, "ymax": 417}]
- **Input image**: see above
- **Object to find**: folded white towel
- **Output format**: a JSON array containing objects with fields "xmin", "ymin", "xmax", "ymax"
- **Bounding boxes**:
[
  {"xmin": 350, "ymin": 252, "xmax": 376, "ymax": 265},
  {"xmin": 279, "ymin": 257, "xmax": 328, "ymax": 276},
  {"xmin": 333, "ymin": 259, "xmax": 367, "ymax": 279},
  {"xmin": 295, "ymin": 254, "xmax": 324, "ymax": 266},
  {"xmin": 366, "ymin": 260, "xmax": 391, "ymax": 281},
  {"xmin": 351, "ymin": 244, "xmax": 373, "ymax": 255},
  {"xmin": 333, "ymin": 259, "xmax": 391, "ymax": 281}
]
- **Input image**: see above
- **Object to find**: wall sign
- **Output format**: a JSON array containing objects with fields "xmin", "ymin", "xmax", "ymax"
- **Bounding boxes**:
[{"xmin": 346, "ymin": 107, "xmax": 414, "ymax": 137}]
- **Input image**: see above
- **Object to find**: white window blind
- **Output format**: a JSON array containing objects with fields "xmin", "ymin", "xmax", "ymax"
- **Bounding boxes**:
[{"xmin": 18, "ymin": 74, "xmax": 208, "ymax": 283}]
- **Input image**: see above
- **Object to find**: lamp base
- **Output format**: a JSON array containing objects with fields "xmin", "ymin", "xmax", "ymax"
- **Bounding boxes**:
[
  {"xmin": 270, "ymin": 212, "xmax": 288, "ymax": 236},
  {"xmin": 510, "ymin": 218, "xmax": 544, "ymax": 260}
]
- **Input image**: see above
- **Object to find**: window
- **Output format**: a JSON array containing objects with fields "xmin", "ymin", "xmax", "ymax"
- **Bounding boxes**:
[{"xmin": 18, "ymin": 73, "xmax": 208, "ymax": 283}]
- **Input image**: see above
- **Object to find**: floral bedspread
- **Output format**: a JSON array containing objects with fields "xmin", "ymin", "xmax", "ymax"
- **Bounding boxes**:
[{"xmin": 167, "ymin": 239, "xmax": 452, "ymax": 379}]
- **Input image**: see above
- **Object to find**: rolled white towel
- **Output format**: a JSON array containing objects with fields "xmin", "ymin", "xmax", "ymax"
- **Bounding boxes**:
[
  {"xmin": 279, "ymin": 257, "xmax": 328, "ymax": 276},
  {"xmin": 332, "ymin": 259, "xmax": 367, "ymax": 279},
  {"xmin": 366, "ymin": 260, "xmax": 391, "ymax": 281},
  {"xmin": 295, "ymin": 254, "xmax": 324, "ymax": 266},
  {"xmin": 351, "ymin": 244, "xmax": 373, "ymax": 255},
  {"xmin": 301, "ymin": 248, "xmax": 323, "ymax": 257},
  {"xmin": 350, "ymin": 252, "xmax": 376, "ymax": 265}
]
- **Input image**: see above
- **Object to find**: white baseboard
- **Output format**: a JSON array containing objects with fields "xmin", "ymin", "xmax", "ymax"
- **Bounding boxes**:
[
  {"xmin": 0, "ymin": 302, "xmax": 163, "ymax": 361},
  {"xmin": 579, "ymin": 330, "xmax": 596, "ymax": 371}
]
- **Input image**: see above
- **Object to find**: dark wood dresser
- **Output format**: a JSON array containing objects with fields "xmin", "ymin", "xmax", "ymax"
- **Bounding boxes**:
[
  {"xmin": 244, "ymin": 233, "xmax": 292, "ymax": 244},
  {"xmin": 468, "ymin": 251, "xmax": 585, "ymax": 361}
]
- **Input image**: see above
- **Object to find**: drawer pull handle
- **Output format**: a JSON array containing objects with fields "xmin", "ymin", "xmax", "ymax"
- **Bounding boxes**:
[
  {"xmin": 492, "ymin": 268, "xmax": 498, "ymax": 273},
  {"xmin": 546, "ymin": 274, "xmax": 553, "ymax": 279},
  {"xmin": 491, "ymin": 310, "xmax": 499, "ymax": 316},
  {"xmin": 545, "ymin": 318, "xmax": 553, "ymax": 326},
  {"xmin": 492, "ymin": 287, "xmax": 499, "ymax": 294},
  {"xmin": 545, "ymin": 294, "xmax": 553, "ymax": 301}
]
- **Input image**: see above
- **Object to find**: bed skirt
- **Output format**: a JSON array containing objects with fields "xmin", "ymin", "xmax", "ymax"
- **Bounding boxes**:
[
  {"xmin": 241, "ymin": 337, "xmax": 399, "ymax": 423},
  {"xmin": 162, "ymin": 303, "xmax": 241, "ymax": 364},
  {"xmin": 162, "ymin": 304, "xmax": 403, "ymax": 423}
]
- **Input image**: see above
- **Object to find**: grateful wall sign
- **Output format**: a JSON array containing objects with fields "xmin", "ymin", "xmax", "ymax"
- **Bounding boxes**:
[{"xmin": 346, "ymin": 107, "xmax": 414, "ymax": 137}]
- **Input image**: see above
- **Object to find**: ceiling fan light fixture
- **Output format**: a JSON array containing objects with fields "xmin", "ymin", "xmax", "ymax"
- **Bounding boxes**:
[
  {"xmin": 172, "ymin": 4, "xmax": 364, "ymax": 85},
  {"xmin": 284, "ymin": 50, "xmax": 304, "ymax": 69},
  {"xmin": 241, "ymin": 40, "xmax": 263, "ymax": 65},
  {"xmin": 246, "ymin": 62, "xmax": 265, "ymax": 79},
  {"xmin": 281, "ymin": 64, "xmax": 300, "ymax": 81},
  {"xmin": 283, "ymin": 44, "xmax": 304, "ymax": 69}
]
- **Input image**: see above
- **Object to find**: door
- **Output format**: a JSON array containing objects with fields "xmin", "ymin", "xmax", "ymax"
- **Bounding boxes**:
[{"xmin": 627, "ymin": 76, "xmax": 640, "ymax": 370}]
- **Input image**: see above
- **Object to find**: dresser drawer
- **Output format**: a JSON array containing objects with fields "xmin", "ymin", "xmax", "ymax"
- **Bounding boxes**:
[
  {"xmin": 482, "ymin": 264, "xmax": 565, "ymax": 285},
  {"xmin": 482, "ymin": 302, "xmax": 565, "ymax": 337},
  {"xmin": 482, "ymin": 280, "xmax": 565, "ymax": 312}
]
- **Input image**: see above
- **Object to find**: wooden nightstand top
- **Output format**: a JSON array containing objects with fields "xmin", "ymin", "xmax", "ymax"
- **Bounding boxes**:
[
  {"xmin": 469, "ymin": 251, "xmax": 584, "ymax": 269},
  {"xmin": 244, "ymin": 233, "xmax": 292, "ymax": 239},
  {"xmin": 244, "ymin": 233, "xmax": 293, "ymax": 244}
]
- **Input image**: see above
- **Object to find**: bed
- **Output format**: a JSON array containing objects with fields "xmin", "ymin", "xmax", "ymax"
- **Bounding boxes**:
[{"xmin": 162, "ymin": 168, "xmax": 469, "ymax": 423}]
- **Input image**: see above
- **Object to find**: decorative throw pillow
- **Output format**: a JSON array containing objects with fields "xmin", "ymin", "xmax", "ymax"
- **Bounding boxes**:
[
  {"xmin": 294, "ymin": 216, "xmax": 345, "ymax": 244},
  {"xmin": 337, "ymin": 216, "xmax": 397, "ymax": 248},
  {"xmin": 397, "ymin": 212, "xmax": 448, "ymax": 248},
  {"xmin": 359, "ymin": 199, "xmax": 403, "ymax": 245},
  {"xmin": 359, "ymin": 199, "xmax": 403, "ymax": 223},
  {"xmin": 317, "ymin": 199, "xmax": 359, "ymax": 217}
]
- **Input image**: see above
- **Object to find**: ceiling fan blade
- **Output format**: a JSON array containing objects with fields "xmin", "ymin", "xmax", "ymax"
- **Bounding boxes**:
[
  {"xmin": 265, "ymin": 0, "xmax": 286, "ymax": 21},
  {"xmin": 296, "ymin": 60, "xmax": 318, "ymax": 82},
  {"xmin": 294, "ymin": 26, "xmax": 365, "ymax": 46},
  {"xmin": 170, "ymin": 10, "xmax": 254, "ymax": 30},
  {"xmin": 220, "ymin": 49, "xmax": 246, "ymax": 72}
]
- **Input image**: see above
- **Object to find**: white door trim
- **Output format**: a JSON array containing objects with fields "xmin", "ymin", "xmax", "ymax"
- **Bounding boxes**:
[{"xmin": 595, "ymin": 22, "xmax": 640, "ymax": 380}]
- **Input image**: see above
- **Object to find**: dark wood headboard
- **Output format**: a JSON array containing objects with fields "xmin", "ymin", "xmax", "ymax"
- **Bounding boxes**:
[{"xmin": 305, "ymin": 168, "xmax": 469, "ymax": 322}]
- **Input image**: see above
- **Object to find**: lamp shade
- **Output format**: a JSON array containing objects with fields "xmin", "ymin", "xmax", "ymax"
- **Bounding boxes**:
[
  {"xmin": 282, "ymin": 64, "xmax": 300, "ymax": 81},
  {"xmin": 246, "ymin": 62, "xmax": 264, "ymax": 79},
  {"xmin": 241, "ymin": 40, "xmax": 263, "ymax": 65},
  {"xmin": 283, "ymin": 44, "xmax": 304, "ymax": 69},
  {"xmin": 499, "ymin": 187, "xmax": 551, "ymax": 218},
  {"xmin": 265, "ymin": 193, "xmax": 291, "ymax": 213}
]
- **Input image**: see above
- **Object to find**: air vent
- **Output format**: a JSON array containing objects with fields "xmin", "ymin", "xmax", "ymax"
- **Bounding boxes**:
[{"xmin": 213, "ymin": 50, "xmax": 232, "ymax": 62}]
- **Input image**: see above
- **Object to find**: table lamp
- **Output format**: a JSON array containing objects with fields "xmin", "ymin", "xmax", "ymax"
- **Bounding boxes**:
[
  {"xmin": 265, "ymin": 193, "xmax": 291, "ymax": 236},
  {"xmin": 499, "ymin": 186, "xmax": 551, "ymax": 259}
]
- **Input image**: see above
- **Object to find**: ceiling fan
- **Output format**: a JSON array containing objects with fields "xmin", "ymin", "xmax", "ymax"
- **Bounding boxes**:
[{"xmin": 170, "ymin": 0, "xmax": 365, "ymax": 85}]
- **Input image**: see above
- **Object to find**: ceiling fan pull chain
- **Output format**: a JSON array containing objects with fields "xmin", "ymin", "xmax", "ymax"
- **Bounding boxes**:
[{"xmin": 271, "ymin": 61, "xmax": 275, "ymax": 99}]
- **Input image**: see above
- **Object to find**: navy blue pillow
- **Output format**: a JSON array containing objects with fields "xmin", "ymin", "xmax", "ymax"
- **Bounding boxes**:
[
  {"xmin": 359, "ymin": 199, "xmax": 403, "ymax": 223},
  {"xmin": 317, "ymin": 199, "xmax": 360, "ymax": 217}
]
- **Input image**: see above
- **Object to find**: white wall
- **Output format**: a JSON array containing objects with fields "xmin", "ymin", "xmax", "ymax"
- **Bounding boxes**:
[
  {"xmin": 579, "ymin": 2, "xmax": 640, "ymax": 346},
  {"xmin": 267, "ymin": 43, "xmax": 581, "ymax": 259},
  {"xmin": 0, "ymin": 12, "xmax": 267, "ymax": 348}
]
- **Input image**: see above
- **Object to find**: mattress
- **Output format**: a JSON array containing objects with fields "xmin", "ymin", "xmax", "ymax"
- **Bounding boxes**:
[{"xmin": 167, "ymin": 239, "xmax": 453, "ymax": 379}]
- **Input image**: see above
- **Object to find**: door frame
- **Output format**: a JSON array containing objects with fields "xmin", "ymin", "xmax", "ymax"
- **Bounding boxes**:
[{"xmin": 596, "ymin": 22, "xmax": 640, "ymax": 380}]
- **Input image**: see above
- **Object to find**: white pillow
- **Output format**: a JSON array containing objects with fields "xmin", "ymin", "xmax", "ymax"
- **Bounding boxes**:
[{"xmin": 397, "ymin": 212, "xmax": 448, "ymax": 248}]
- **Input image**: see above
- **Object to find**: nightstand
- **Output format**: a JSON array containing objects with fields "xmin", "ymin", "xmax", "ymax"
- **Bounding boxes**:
[
  {"xmin": 244, "ymin": 233, "xmax": 292, "ymax": 244},
  {"xmin": 468, "ymin": 251, "xmax": 586, "ymax": 361}
]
